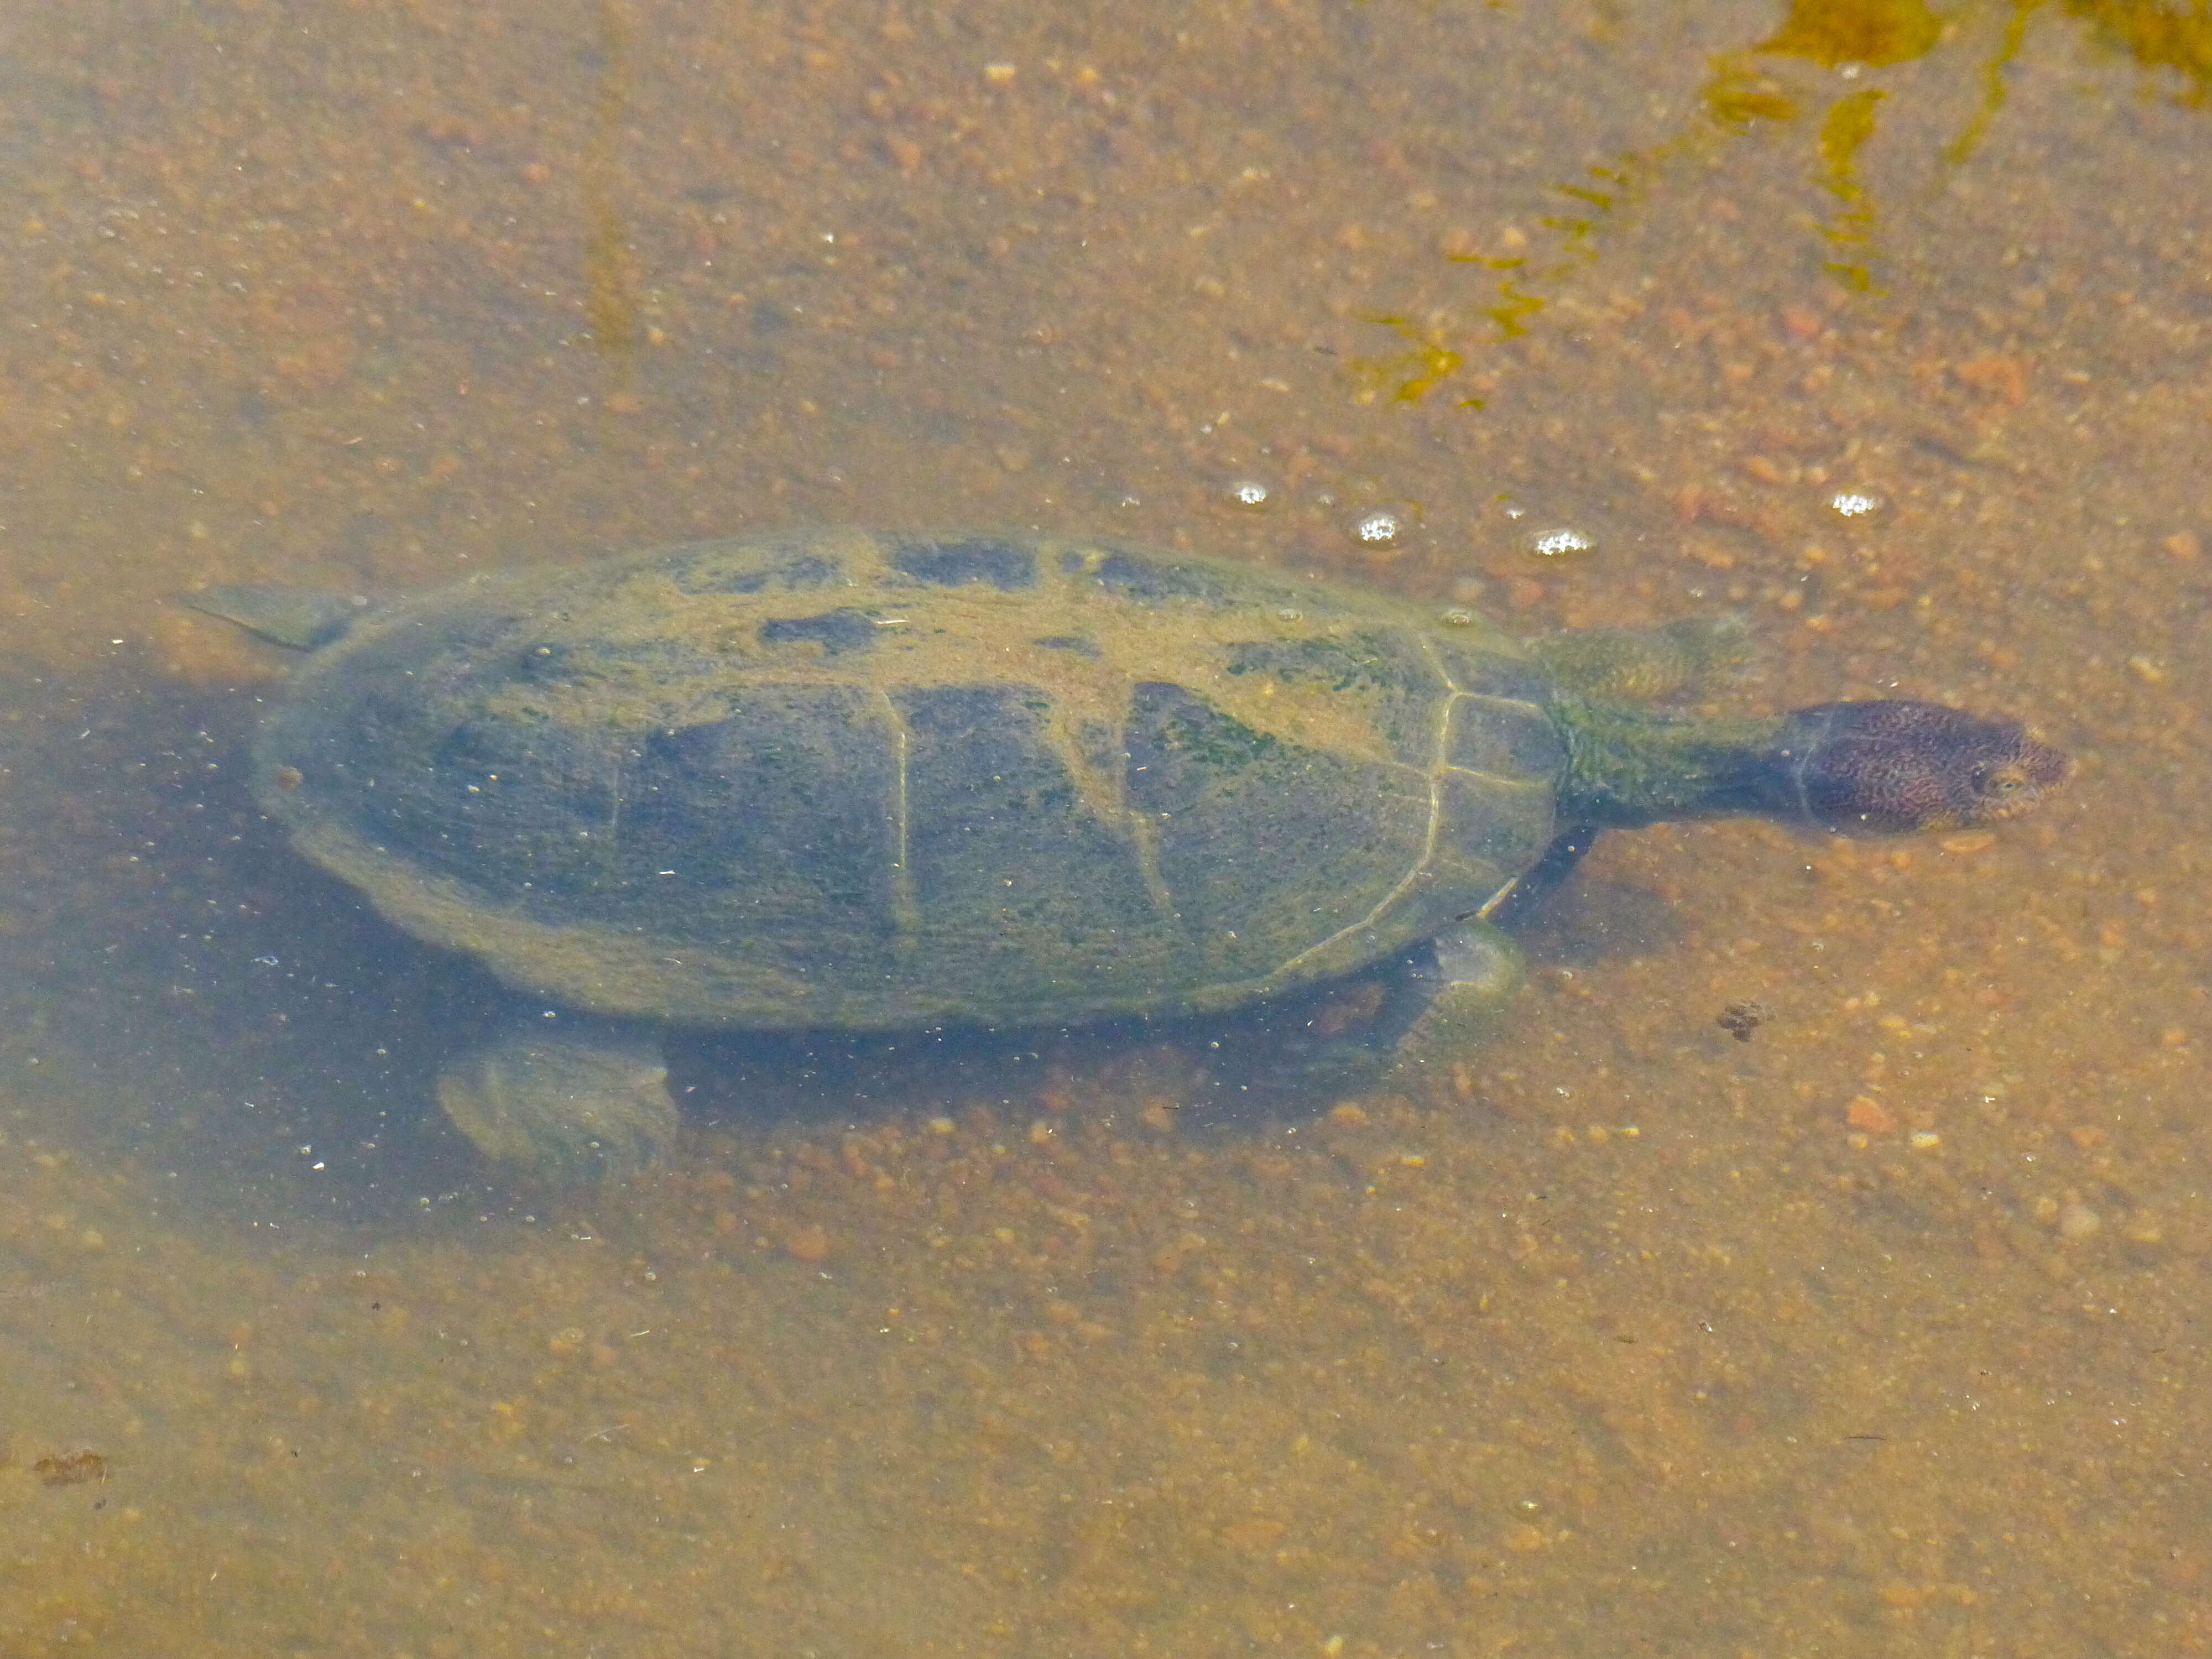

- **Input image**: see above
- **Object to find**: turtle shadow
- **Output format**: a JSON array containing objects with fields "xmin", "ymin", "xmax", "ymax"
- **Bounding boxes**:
[
  {"xmin": 0, "ymin": 662, "xmax": 515, "ymax": 1218},
  {"xmin": 1509, "ymin": 875, "xmax": 1684, "ymax": 971},
  {"xmin": 675, "ymin": 968, "xmax": 1408, "ymax": 1142}
]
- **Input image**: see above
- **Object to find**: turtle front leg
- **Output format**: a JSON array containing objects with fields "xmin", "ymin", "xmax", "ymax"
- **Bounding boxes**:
[
  {"xmin": 1379, "ymin": 919, "xmax": 1525, "ymax": 1082},
  {"xmin": 435, "ymin": 1010, "xmax": 679, "ymax": 1182},
  {"xmin": 1213, "ymin": 920, "xmax": 1525, "ymax": 1101}
]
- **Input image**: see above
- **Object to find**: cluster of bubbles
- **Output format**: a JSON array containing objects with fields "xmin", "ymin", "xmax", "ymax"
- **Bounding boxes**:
[
  {"xmin": 1217, "ymin": 476, "xmax": 1883, "ymax": 570},
  {"xmin": 1219, "ymin": 478, "xmax": 1420, "ymax": 551}
]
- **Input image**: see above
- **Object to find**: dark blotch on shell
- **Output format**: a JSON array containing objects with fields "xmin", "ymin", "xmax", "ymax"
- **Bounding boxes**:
[
  {"xmin": 664, "ymin": 548, "xmax": 838, "ymax": 595},
  {"xmin": 758, "ymin": 608, "xmax": 879, "ymax": 655},
  {"xmin": 1062, "ymin": 550, "xmax": 1228, "ymax": 601},
  {"xmin": 891, "ymin": 538, "xmax": 1038, "ymax": 589}
]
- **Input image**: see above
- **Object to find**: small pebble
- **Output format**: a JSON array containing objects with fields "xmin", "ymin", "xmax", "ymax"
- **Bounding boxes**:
[
  {"xmin": 1939, "ymin": 831, "xmax": 1996, "ymax": 854},
  {"xmin": 1845, "ymin": 1094, "xmax": 1895, "ymax": 1133},
  {"xmin": 2057, "ymin": 1198, "xmax": 2101, "ymax": 1241},
  {"xmin": 1717, "ymin": 1000, "xmax": 1768, "ymax": 1042}
]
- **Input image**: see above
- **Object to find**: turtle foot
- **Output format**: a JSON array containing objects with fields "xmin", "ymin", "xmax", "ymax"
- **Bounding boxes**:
[
  {"xmin": 1382, "ymin": 921, "xmax": 1525, "ymax": 1082},
  {"xmin": 1198, "ymin": 921, "xmax": 1525, "ymax": 1105},
  {"xmin": 436, "ymin": 1017, "xmax": 677, "ymax": 1182}
]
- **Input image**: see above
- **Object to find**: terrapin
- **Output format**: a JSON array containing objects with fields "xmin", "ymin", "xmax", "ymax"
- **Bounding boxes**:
[{"xmin": 189, "ymin": 529, "xmax": 2068, "ymax": 1180}]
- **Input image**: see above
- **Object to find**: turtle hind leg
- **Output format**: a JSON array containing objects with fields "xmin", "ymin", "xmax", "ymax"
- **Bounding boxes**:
[
  {"xmin": 435, "ymin": 1012, "xmax": 677, "ymax": 1182},
  {"xmin": 1529, "ymin": 616, "xmax": 1751, "ymax": 702}
]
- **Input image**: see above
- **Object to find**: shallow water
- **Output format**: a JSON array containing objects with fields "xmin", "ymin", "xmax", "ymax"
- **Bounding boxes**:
[{"xmin": 1, "ymin": 0, "xmax": 2208, "ymax": 1652}]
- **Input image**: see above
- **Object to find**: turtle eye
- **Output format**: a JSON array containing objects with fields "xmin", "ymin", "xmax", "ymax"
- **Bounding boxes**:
[{"xmin": 1976, "ymin": 761, "xmax": 2027, "ymax": 797}]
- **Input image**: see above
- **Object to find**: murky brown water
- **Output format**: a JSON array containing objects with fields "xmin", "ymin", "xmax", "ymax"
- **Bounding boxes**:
[{"xmin": 2, "ymin": 0, "xmax": 2208, "ymax": 1652}]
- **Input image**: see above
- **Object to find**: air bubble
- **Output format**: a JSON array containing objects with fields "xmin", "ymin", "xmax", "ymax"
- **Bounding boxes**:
[
  {"xmin": 1828, "ymin": 488, "xmax": 1885, "ymax": 518},
  {"xmin": 1440, "ymin": 607, "xmax": 1477, "ymax": 627},
  {"xmin": 1350, "ymin": 508, "xmax": 1406, "ymax": 547},
  {"xmin": 1276, "ymin": 607, "xmax": 1302, "ymax": 622},
  {"xmin": 1224, "ymin": 478, "xmax": 1273, "ymax": 510},
  {"xmin": 1526, "ymin": 526, "xmax": 1594, "ymax": 558}
]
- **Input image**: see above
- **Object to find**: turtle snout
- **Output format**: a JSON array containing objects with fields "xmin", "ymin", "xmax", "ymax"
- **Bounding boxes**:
[{"xmin": 1968, "ymin": 733, "xmax": 2072, "ymax": 822}]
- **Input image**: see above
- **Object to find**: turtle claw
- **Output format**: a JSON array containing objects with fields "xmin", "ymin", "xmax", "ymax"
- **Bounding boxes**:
[{"xmin": 435, "ymin": 1017, "xmax": 677, "ymax": 1183}]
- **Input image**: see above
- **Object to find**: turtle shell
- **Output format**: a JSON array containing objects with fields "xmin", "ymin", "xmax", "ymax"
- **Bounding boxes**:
[{"xmin": 255, "ymin": 530, "xmax": 1567, "ymax": 1029}]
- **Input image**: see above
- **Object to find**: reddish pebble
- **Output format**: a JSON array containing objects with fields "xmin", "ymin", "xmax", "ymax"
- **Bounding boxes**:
[{"xmin": 1845, "ymin": 1095, "xmax": 1896, "ymax": 1134}]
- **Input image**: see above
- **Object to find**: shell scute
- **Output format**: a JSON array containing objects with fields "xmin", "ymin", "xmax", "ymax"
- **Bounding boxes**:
[
  {"xmin": 1121, "ymin": 681, "xmax": 1435, "ymax": 969},
  {"xmin": 1445, "ymin": 697, "xmax": 1566, "ymax": 781},
  {"xmin": 628, "ymin": 687, "xmax": 905, "ymax": 936}
]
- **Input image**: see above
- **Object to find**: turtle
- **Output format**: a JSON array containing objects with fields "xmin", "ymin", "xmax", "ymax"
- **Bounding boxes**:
[{"xmin": 187, "ymin": 528, "xmax": 2069, "ymax": 1181}]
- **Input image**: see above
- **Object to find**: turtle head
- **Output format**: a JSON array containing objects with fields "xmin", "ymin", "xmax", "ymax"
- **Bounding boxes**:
[{"xmin": 1768, "ymin": 700, "xmax": 2070, "ymax": 834}]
